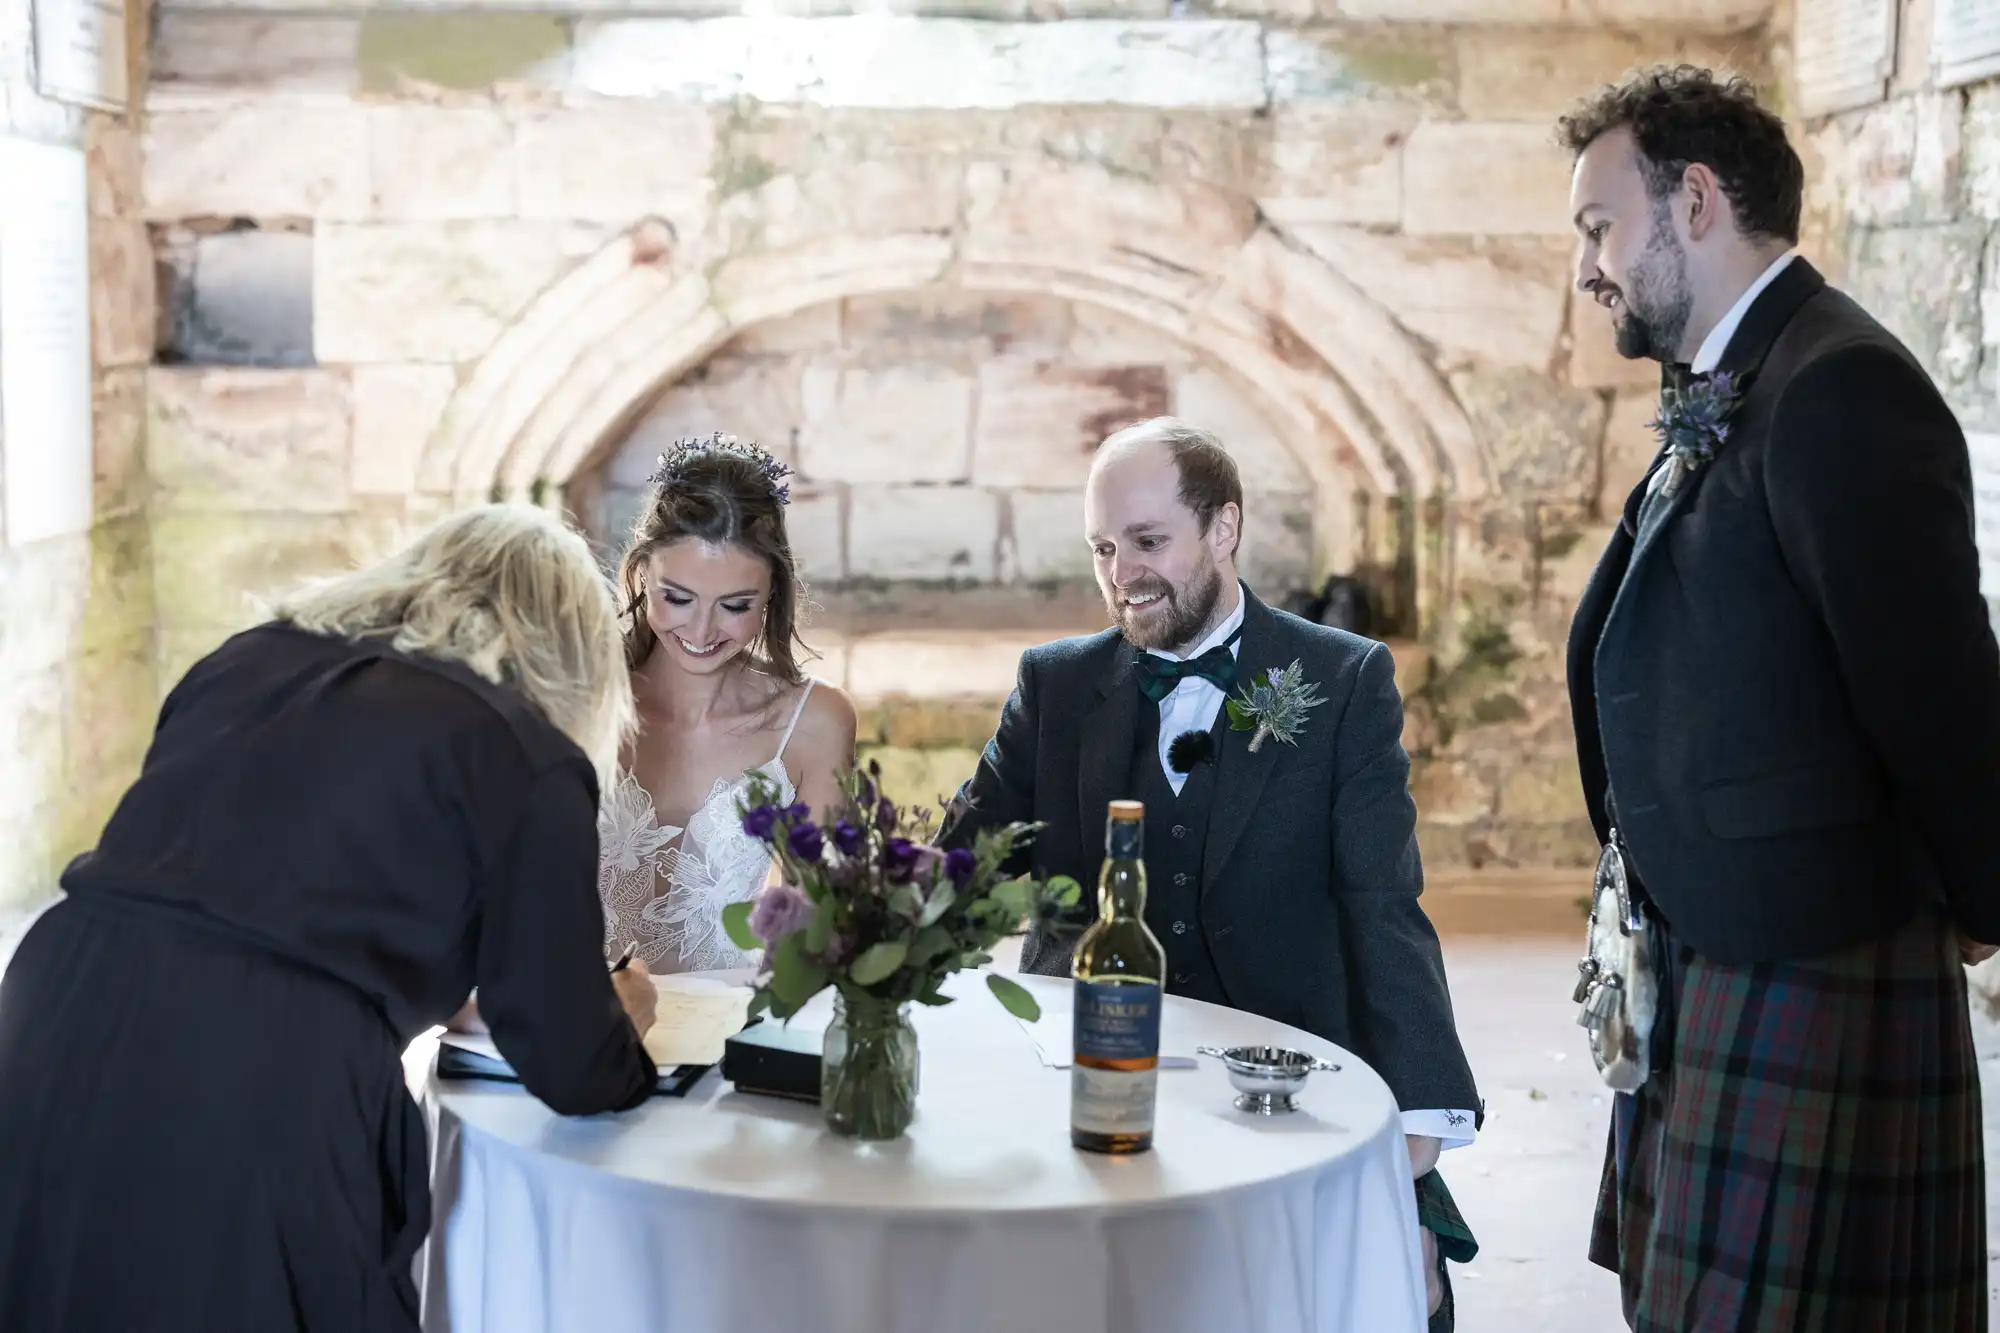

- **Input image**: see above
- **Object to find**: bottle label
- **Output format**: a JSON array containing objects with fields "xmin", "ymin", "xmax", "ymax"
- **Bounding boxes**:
[
  {"xmin": 1106, "ymin": 819, "xmax": 1143, "ymax": 862},
  {"xmin": 1073, "ymin": 981, "xmax": 1161, "ymax": 1062},
  {"xmin": 1071, "ymin": 1065, "xmax": 1158, "ymax": 1137}
]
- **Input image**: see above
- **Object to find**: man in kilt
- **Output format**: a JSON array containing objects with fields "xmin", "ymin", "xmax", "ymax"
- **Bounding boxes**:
[{"xmin": 1559, "ymin": 67, "xmax": 1997, "ymax": 1329}]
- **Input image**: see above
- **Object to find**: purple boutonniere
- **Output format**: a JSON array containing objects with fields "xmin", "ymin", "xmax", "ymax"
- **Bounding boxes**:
[{"xmin": 1647, "ymin": 370, "xmax": 1747, "ymax": 497}]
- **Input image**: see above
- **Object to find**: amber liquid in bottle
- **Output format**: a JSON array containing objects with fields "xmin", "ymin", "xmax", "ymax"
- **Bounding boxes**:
[{"xmin": 1070, "ymin": 799, "xmax": 1167, "ymax": 1154}]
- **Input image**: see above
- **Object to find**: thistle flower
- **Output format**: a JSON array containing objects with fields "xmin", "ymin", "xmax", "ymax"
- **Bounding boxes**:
[{"xmin": 1225, "ymin": 660, "xmax": 1327, "ymax": 753}]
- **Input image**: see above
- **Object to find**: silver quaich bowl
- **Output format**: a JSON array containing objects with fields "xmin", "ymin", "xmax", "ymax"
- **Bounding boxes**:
[{"xmin": 1196, "ymin": 1044, "xmax": 1342, "ymax": 1114}]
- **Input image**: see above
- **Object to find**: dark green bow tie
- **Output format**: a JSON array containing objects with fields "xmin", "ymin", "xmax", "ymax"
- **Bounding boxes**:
[{"xmin": 1133, "ymin": 629, "xmax": 1243, "ymax": 703}]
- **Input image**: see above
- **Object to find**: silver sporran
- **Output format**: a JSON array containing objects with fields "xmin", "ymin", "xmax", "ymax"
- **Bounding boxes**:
[{"xmin": 1573, "ymin": 829, "xmax": 1656, "ymax": 1093}]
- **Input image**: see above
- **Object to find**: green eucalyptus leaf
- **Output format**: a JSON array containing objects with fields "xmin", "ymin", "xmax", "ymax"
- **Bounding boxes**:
[
  {"xmin": 769, "ymin": 934, "xmax": 828, "ymax": 1011},
  {"xmin": 721, "ymin": 901, "xmax": 760, "ymax": 951},
  {"xmin": 804, "ymin": 903, "xmax": 832, "ymax": 954},
  {"xmin": 848, "ymin": 939, "xmax": 909, "ymax": 987},
  {"xmin": 985, "ymin": 973, "xmax": 1042, "ymax": 1022},
  {"xmin": 917, "ymin": 882, "xmax": 956, "ymax": 927}
]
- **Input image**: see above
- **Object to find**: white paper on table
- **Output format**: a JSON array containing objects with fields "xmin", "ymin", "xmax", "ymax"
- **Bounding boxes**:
[
  {"xmin": 1013, "ymin": 1014, "xmax": 1198, "ymax": 1070},
  {"xmin": 439, "ymin": 977, "xmax": 754, "ymax": 1070}
]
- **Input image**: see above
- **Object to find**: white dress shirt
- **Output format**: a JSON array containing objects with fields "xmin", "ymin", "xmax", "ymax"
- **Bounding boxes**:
[
  {"xmin": 1691, "ymin": 249, "xmax": 1795, "ymax": 375},
  {"xmin": 1143, "ymin": 584, "xmax": 1476, "ymax": 1150}
]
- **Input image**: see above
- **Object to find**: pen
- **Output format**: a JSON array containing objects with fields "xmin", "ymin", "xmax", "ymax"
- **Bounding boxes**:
[{"xmin": 610, "ymin": 941, "xmax": 637, "ymax": 973}]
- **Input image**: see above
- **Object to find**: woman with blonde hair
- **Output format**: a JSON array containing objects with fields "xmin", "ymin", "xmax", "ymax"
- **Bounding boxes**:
[{"xmin": 0, "ymin": 504, "xmax": 658, "ymax": 1333}]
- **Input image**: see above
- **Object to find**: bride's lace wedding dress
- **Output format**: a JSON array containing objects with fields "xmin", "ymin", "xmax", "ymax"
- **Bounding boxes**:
[{"xmin": 596, "ymin": 682, "xmax": 815, "ymax": 975}]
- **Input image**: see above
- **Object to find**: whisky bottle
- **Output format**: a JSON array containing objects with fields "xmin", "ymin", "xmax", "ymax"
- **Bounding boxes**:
[{"xmin": 1070, "ymin": 799, "xmax": 1166, "ymax": 1154}]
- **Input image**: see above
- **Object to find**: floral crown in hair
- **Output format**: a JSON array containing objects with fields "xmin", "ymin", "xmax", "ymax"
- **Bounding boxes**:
[{"xmin": 646, "ymin": 431, "xmax": 792, "ymax": 505}]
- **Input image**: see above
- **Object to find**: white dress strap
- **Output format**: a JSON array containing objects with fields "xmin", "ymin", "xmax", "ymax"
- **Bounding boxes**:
[{"xmin": 773, "ymin": 679, "xmax": 815, "ymax": 762}]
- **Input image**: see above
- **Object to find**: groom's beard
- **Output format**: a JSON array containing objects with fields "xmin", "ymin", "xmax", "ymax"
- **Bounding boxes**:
[
  {"xmin": 1611, "ymin": 217, "xmax": 1692, "ymax": 362},
  {"xmin": 1109, "ymin": 560, "xmax": 1224, "ymax": 654}
]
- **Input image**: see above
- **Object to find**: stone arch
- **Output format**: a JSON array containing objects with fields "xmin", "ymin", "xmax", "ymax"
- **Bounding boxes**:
[{"xmin": 423, "ymin": 172, "xmax": 1491, "ymax": 519}]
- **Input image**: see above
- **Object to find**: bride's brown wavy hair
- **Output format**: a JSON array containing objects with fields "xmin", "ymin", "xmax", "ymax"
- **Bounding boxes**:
[{"xmin": 617, "ymin": 439, "xmax": 807, "ymax": 684}]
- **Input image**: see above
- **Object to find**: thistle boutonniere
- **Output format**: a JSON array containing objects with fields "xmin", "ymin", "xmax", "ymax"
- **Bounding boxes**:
[
  {"xmin": 1648, "ymin": 370, "xmax": 1748, "ymax": 497},
  {"xmin": 1224, "ymin": 660, "xmax": 1326, "ymax": 753}
]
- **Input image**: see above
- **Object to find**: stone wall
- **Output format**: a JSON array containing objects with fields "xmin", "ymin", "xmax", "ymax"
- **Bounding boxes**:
[
  {"xmin": 584, "ymin": 291, "xmax": 1320, "ymax": 590},
  {"xmin": 0, "ymin": 0, "xmax": 156, "ymax": 918},
  {"xmin": 128, "ymin": 1, "xmax": 1776, "ymax": 872}
]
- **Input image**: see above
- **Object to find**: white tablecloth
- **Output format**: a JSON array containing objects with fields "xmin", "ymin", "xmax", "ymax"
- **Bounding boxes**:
[{"xmin": 419, "ymin": 971, "xmax": 1428, "ymax": 1333}]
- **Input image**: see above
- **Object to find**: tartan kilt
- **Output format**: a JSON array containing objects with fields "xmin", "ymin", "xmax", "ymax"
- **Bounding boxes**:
[{"xmin": 1589, "ymin": 905, "xmax": 1986, "ymax": 1331}]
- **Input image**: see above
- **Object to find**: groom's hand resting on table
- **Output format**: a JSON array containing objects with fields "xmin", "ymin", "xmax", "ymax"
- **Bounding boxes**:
[{"xmin": 613, "ymin": 961, "xmax": 658, "ymax": 1041}]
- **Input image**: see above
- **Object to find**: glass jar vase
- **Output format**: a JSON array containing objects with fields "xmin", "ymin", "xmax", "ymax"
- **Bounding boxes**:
[{"xmin": 821, "ymin": 992, "xmax": 919, "ymax": 1140}]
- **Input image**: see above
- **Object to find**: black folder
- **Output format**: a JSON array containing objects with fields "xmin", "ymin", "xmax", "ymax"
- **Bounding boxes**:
[{"xmin": 435, "ymin": 1042, "xmax": 712, "ymax": 1099}]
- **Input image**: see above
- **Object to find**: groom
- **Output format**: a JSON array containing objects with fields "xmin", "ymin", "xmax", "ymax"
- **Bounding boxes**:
[{"xmin": 949, "ymin": 417, "xmax": 1480, "ymax": 1328}]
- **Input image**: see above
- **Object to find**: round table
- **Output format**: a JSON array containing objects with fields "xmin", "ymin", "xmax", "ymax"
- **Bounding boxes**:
[{"xmin": 418, "ymin": 971, "xmax": 1429, "ymax": 1333}]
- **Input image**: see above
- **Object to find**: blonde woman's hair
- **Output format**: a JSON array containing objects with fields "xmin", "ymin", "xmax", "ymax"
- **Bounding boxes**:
[{"xmin": 273, "ymin": 504, "xmax": 634, "ymax": 788}]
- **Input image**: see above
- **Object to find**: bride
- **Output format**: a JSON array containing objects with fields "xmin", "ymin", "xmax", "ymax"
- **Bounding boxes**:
[{"xmin": 596, "ymin": 433, "xmax": 856, "ymax": 975}]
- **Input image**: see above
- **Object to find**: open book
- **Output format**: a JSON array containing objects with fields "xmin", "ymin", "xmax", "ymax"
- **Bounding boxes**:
[{"xmin": 440, "ymin": 976, "xmax": 754, "ymax": 1072}]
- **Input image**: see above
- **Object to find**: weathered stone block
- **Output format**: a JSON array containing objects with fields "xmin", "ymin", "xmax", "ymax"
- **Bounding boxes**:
[
  {"xmin": 1257, "ymin": 103, "xmax": 1414, "ymax": 228},
  {"xmin": 143, "ymin": 107, "xmax": 369, "ymax": 220},
  {"xmin": 1007, "ymin": 489, "xmax": 1092, "ymax": 583},
  {"xmin": 1563, "ymin": 284, "xmax": 1661, "ymax": 390},
  {"xmin": 612, "ymin": 360, "xmax": 808, "ymax": 489},
  {"xmin": 1292, "ymin": 228, "xmax": 1572, "ymax": 372},
  {"xmin": 90, "ymin": 214, "xmax": 154, "ymax": 370},
  {"xmin": 1451, "ymin": 367, "xmax": 1608, "ymax": 501},
  {"xmin": 94, "ymin": 368, "xmax": 148, "ymax": 521},
  {"xmin": 313, "ymin": 221, "xmax": 608, "ymax": 364},
  {"xmin": 846, "ymin": 627, "xmax": 1028, "ymax": 696},
  {"xmin": 84, "ymin": 115, "xmax": 142, "ymax": 219},
  {"xmin": 151, "ymin": 14, "xmax": 361, "ymax": 102},
  {"xmin": 713, "ymin": 158, "xmax": 963, "ymax": 260},
  {"xmin": 786, "ymin": 487, "xmax": 847, "ymax": 584},
  {"xmin": 1849, "ymin": 223, "xmax": 1986, "ymax": 394},
  {"xmin": 1965, "ymin": 83, "xmax": 2000, "ymax": 222},
  {"xmin": 717, "ymin": 304, "xmax": 842, "ymax": 360},
  {"xmin": 1238, "ymin": 493, "xmax": 1316, "ymax": 593},
  {"xmin": 1455, "ymin": 29, "xmax": 1649, "ymax": 121},
  {"xmin": 64, "ymin": 634, "xmax": 157, "ymax": 785},
  {"xmin": 971, "ymin": 357, "xmax": 1168, "ymax": 489},
  {"xmin": 1169, "ymin": 366, "xmax": 1314, "ymax": 493},
  {"xmin": 1067, "ymin": 303, "xmax": 1190, "ymax": 367},
  {"xmin": 1828, "ymin": 92, "xmax": 1964, "ymax": 227},
  {"xmin": 846, "ymin": 487, "xmax": 999, "ymax": 581},
  {"xmin": 1331, "ymin": 0, "xmax": 1562, "ymax": 22},
  {"xmin": 150, "ymin": 510, "xmax": 362, "ymax": 636},
  {"xmin": 1262, "ymin": 27, "xmax": 1455, "ymax": 106},
  {"xmin": 1402, "ymin": 123, "xmax": 1572, "ymax": 238},
  {"xmin": 0, "ymin": 666, "xmax": 66, "ymax": 823},
  {"xmin": 1409, "ymin": 758, "xmax": 1492, "ymax": 826},
  {"xmin": 1600, "ymin": 388, "xmax": 1660, "ymax": 511},
  {"xmin": 843, "ymin": 291, "xmax": 1072, "ymax": 363},
  {"xmin": 799, "ymin": 365, "xmax": 975, "ymax": 484},
  {"xmin": 368, "ymin": 108, "xmax": 516, "ymax": 221},
  {"xmin": 149, "ymin": 368, "xmax": 353, "ymax": 512},
  {"xmin": 512, "ymin": 103, "xmax": 716, "ymax": 229},
  {"xmin": 155, "ymin": 627, "xmax": 234, "ymax": 702},
  {"xmin": 859, "ymin": 696, "xmax": 1003, "ymax": 749},
  {"xmin": 352, "ymin": 364, "xmax": 456, "ymax": 496},
  {"xmin": 565, "ymin": 18, "xmax": 1267, "ymax": 109},
  {"xmin": 355, "ymin": 13, "xmax": 571, "ymax": 96},
  {"xmin": 171, "ymin": 228, "xmax": 315, "ymax": 369}
]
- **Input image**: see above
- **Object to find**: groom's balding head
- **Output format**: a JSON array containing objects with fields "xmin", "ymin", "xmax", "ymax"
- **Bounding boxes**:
[{"xmin": 1092, "ymin": 417, "xmax": 1243, "ymax": 556}]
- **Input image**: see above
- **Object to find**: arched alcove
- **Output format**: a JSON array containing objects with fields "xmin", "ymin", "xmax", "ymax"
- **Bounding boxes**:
[{"xmin": 419, "ymin": 168, "xmax": 1493, "ymax": 633}]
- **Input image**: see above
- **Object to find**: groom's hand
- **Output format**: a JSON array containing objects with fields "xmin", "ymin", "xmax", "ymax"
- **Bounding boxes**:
[{"xmin": 1405, "ymin": 1132, "xmax": 1440, "ymax": 1180}]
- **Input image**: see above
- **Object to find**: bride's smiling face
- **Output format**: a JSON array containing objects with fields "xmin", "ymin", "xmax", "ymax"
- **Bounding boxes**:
[{"xmin": 642, "ymin": 538, "xmax": 772, "ymax": 677}]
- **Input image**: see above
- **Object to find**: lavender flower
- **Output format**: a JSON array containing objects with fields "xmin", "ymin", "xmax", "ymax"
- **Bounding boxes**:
[
  {"xmin": 832, "ymin": 819, "xmax": 865, "ymax": 856},
  {"xmin": 883, "ymin": 837, "xmax": 921, "ymax": 882},
  {"xmin": 875, "ymin": 797, "xmax": 897, "ymax": 833},
  {"xmin": 788, "ymin": 821, "xmax": 825, "ymax": 862},
  {"xmin": 748, "ymin": 882, "xmax": 814, "ymax": 943},
  {"xmin": 944, "ymin": 847, "xmax": 976, "ymax": 887},
  {"xmin": 741, "ymin": 805, "xmax": 778, "ymax": 842}
]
